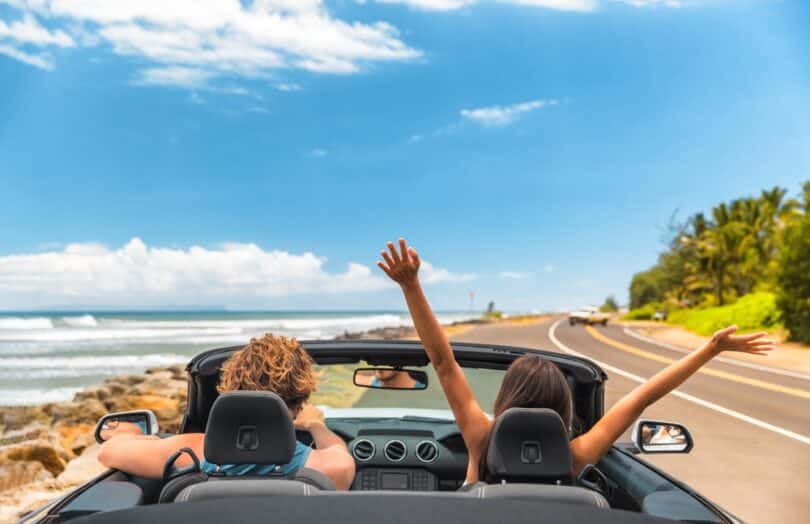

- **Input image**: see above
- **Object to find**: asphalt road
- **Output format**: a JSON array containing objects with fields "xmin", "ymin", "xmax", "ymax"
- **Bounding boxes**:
[{"xmin": 452, "ymin": 318, "xmax": 810, "ymax": 524}]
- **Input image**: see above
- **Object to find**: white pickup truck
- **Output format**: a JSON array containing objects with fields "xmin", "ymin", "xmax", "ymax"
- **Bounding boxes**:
[{"xmin": 568, "ymin": 306, "xmax": 609, "ymax": 326}]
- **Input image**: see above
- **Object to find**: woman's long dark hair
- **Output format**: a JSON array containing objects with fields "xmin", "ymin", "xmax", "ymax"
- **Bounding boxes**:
[{"xmin": 477, "ymin": 353, "xmax": 575, "ymax": 481}]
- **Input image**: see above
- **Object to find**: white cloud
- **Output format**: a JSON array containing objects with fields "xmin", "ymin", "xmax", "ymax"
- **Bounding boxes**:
[
  {"xmin": 612, "ymin": 0, "xmax": 683, "ymax": 6},
  {"xmin": 0, "ymin": 1, "xmax": 420, "ymax": 84},
  {"xmin": 309, "ymin": 148, "xmax": 328, "ymax": 157},
  {"xmin": 420, "ymin": 262, "xmax": 476, "ymax": 284},
  {"xmin": 0, "ymin": 14, "xmax": 74, "ymax": 47},
  {"xmin": 0, "ymin": 42, "xmax": 52, "ymax": 69},
  {"xmin": 274, "ymin": 82, "xmax": 302, "ymax": 92},
  {"xmin": 135, "ymin": 66, "xmax": 214, "ymax": 89},
  {"xmin": 499, "ymin": 271, "xmax": 533, "ymax": 279},
  {"xmin": 461, "ymin": 99, "xmax": 558, "ymax": 127},
  {"xmin": 188, "ymin": 92, "xmax": 206, "ymax": 105},
  {"xmin": 0, "ymin": 238, "xmax": 471, "ymax": 308},
  {"xmin": 544, "ymin": 264, "xmax": 555, "ymax": 273},
  {"xmin": 500, "ymin": 0, "xmax": 596, "ymax": 11},
  {"xmin": 367, "ymin": 0, "xmax": 595, "ymax": 11},
  {"xmin": 370, "ymin": 0, "xmax": 476, "ymax": 11}
]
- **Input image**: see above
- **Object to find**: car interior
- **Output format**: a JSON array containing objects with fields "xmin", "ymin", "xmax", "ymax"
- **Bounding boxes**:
[{"xmin": 36, "ymin": 341, "xmax": 728, "ymax": 524}]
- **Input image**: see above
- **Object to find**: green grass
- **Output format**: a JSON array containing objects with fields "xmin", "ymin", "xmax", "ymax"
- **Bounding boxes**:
[
  {"xmin": 623, "ymin": 303, "xmax": 661, "ymax": 320},
  {"xmin": 666, "ymin": 292, "xmax": 782, "ymax": 336}
]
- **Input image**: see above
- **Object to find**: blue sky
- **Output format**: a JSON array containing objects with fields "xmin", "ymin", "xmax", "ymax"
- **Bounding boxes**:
[{"xmin": 0, "ymin": 0, "xmax": 808, "ymax": 312}]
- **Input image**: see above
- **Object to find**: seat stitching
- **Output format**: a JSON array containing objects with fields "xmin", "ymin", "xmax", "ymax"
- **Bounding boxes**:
[{"xmin": 179, "ymin": 484, "xmax": 194, "ymax": 503}]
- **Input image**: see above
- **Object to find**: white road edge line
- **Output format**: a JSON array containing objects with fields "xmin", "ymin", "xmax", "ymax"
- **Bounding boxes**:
[
  {"xmin": 621, "ymin": 326, "xmax": 810, "ymax": 382},
  {"xmin": 548, "ymin": 320, "xmax": 810, "ymax": 447}
]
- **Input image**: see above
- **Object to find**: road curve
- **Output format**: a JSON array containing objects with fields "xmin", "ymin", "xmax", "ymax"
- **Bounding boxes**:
[{"xmin": 451, "ymin": 317, "xmax": 810, "ymax": 524}]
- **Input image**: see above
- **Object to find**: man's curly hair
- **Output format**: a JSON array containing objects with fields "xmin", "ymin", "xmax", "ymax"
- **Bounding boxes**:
[{"xmin": 217, "ymin": 334, "xmax": 317, "ymax": 412}]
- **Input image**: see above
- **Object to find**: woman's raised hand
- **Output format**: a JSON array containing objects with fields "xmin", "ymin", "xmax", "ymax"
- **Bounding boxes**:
[
  {"xmin": 377, "ymin": 238, "xmax": 421, "ymax": 289},
  {"xmin": 705, "ymin": 325, "xmax": 775, "ymax": 356}
]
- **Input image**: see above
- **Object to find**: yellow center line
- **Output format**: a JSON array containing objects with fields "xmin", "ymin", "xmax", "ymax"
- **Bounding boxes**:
[{"xmin": 583, "ymin": 325, "xmax": 810, "ymax": 400}]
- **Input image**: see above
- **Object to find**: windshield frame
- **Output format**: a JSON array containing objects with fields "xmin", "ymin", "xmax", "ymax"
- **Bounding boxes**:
[{"xmin": 181, "ymin": 340, "xmax": 607, "ymax": 434}]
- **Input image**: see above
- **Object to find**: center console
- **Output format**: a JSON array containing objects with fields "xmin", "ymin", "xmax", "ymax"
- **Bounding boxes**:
[{"xmin": 354, "ymin": 468, "xmax": 438, "ymax": 491}]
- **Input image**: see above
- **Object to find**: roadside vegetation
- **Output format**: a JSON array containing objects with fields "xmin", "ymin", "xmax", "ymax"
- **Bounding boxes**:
[{"xmin": 625, "ymin": 182, "xmax": 810, "ymax": 344}]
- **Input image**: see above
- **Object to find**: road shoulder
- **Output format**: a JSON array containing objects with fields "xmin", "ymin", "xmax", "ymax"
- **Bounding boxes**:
[{"xmin": 623, "ymin": 320, "xmax": 810, "ymax": 375}]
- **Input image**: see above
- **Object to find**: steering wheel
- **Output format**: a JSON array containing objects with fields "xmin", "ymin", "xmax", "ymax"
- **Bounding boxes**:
[
  {"xmin": 162, "ymin": 447, "xmax": 202, "ymax": 485},
  {"xmin": 576, "ymin": 464, "xmax": 611, "ymax": 499}
]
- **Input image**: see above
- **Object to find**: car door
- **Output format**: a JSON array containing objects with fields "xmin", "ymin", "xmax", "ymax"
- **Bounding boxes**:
[{"xmin": 596, "ymin": 448, "xmax": 739, "ymax": 523}]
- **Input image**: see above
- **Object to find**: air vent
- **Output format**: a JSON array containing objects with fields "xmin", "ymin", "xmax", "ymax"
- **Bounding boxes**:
[
  {"xmin": 415, "ymin": 441, "xmax": 438, "ymax": 463},
  {"xmin": 352, "ymin": 439, "xmax": 375, "ymax": 462},
  {"xmin": 384, "ymin": 440, "xmax": 407, "ymax": 462}
]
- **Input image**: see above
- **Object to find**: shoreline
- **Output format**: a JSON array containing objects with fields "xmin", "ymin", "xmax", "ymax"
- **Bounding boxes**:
[{"xmin": 0, "ymin": 314, "xmax": 544, "ymax": 522}]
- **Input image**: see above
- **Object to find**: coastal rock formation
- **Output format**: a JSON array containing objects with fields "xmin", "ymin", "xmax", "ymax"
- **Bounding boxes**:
[{"xmin": 0, "ymin": 364, "xmax": 189, "ymax": 523}]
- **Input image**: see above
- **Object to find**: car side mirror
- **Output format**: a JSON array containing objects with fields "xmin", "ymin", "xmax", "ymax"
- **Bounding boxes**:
[
  {"xmin": 632, "ymin": 419, "xmax": 693, "ymax": 454},
  {"xmin": 94, "ymin": 410, "xmax": 159, "ymax": 443}
]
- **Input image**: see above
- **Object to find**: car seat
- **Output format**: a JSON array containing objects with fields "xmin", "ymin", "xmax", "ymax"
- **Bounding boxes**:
[
  {"xmin": 465, "ymin": 408, "xmax": 608, "ymax": 509},
  {"xmin": 159, "ymin": 391, "xmax": 334, "ymax": 503}
]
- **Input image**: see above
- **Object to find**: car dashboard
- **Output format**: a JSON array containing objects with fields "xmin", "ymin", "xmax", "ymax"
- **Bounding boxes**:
[{"xmin": 299, "ymin": 416, "xmax": 469, "ymax": 491}]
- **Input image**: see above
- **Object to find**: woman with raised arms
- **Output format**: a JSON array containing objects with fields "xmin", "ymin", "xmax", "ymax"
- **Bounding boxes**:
[{"xmin": 377, "ymin": 238, "xmax": 774, "ymax": 484}]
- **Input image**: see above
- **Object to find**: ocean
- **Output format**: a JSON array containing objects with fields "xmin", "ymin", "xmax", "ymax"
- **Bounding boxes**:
[{"xmin": 0, "ymin": 310, "xmax": 476, "ymax": 406}]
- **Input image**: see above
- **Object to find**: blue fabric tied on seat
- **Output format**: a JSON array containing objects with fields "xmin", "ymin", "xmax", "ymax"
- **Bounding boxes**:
[{"xmin": 200, "ymin": 441, "xmax": 312, "ymax": 476}]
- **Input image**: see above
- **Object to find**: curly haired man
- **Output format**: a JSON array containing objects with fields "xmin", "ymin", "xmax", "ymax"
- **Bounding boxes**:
[{"xmin": 98, "ymin": 334, "xmax": 355, "ymax": 490}]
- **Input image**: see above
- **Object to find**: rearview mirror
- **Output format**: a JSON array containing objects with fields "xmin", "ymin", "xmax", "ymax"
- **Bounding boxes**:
[
  {"xmin": 632, "ymin": 419, "xmax": 693, "ymax": 453},
  {"xmin": 353, "ymin": 368, "xmax": 428, "ymax": 390},
  {"xmin": 94, "ymin": 410, "xmax": 159, "ymax": 443}
]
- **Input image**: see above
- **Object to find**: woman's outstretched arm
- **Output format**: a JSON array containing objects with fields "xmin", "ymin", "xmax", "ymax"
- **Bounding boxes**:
[
  {"xmin": 570, "ymin": 326, "xmax": 774, "ymax": 474},
  {"xmin": 377, "ymin": 239, "xmax": 492, "ymax": 454}
]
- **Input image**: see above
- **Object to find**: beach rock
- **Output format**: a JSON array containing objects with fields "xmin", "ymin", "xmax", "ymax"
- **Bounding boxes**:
[
  {"xmin": 73, "ymin": 386, "xmax": 112, "ymax": 403},
  {"xmin": 335, "ymin": 326, "xmax": 415, "ymax": 340},
  {"xmin": 58, "ymin": 424, "xmax": 95, "ymax": 456},
  {"xmin": 45, "ymin": 399, "xmax": 107, "ymax": 426},
  {"xmin": 105, "ymin": 394, "xmax": 181, "ymax": 423},
  {"xmin": 0, "ymin": 405, "xmax": 50, "ymax": 433},
  {"xmin": 129, "ymin": 377, "xmax": 188, "ymax": 400},
  {"xmin": 0, "ymin": 461, "xmax": 53, "ymax": 492},
  {"xmin": 0, "ymin": 438, "xmax": 70, "ymax": 476},
  {"xmin": 0, "ymin": 478, "xmax": 71, "ymax": 524},
  {"xmin": 57, "ymin": 445, "xmax": 105, "ymax": 485},
  {"xmin": 0, "ymin": 425, "xmax": 51, "ymax": 446},
  {"xmin": 108, "ymin": 374, "xmax": 147, "ymax": 387}
]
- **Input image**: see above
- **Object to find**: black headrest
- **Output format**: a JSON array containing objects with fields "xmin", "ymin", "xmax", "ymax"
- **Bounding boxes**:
[
  {"xmin": 485, "ymin": 408, "xmax": 572, "ymax": 484},
  {"xmin": 204, "ymin": 391, "xmax": 296, "ymax": 466}
]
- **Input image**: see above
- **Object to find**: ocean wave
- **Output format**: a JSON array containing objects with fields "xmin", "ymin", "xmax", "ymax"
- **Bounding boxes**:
[
  {"xmin": 0, "ymin": 317, "xmax": 54, "ymax": 330},
  {"xmin": 60, "ymin": 314, "xmax": 99, "ymax": 327},
  {"xmin": 0, "ymin": 387, "xmax": 83, "ymax": 406},
  {"xmin": 0, "ymin": 353, "xmax": 187, "ymax": 369},
  {"xmin": 0, "ymin": 327, "xmax": 244, "ymax": 342},
  {"xmin": 99, "ymin": 313, "xmax": 409, "ymax": 331}
]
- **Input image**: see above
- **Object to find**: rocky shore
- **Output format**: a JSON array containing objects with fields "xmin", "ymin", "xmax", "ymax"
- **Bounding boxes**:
[
  {"xmin": 0, "ymin": 364, "xmax": 189, "ymax": 523},
  {"xmin": 0, "ymin": 316, "xmax": 506, "ymax": 522}
]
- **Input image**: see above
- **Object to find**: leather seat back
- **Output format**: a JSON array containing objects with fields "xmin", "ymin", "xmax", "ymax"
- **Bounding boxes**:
[
  {"xmin": 484, "ymin": 408, "xmax": 573, "ymax": 485},
  {"xmin": 160, "ymin": 391, "xmax": 333, "ymax": 503},
  {"xmin": 466, "ymin": 483, "xmax": 608, "ymax": 508}
]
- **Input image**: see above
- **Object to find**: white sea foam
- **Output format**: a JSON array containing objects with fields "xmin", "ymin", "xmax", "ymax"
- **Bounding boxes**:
[
  {"xmin": 100, "ymin": 314, "xmax": 409, "ymax": 331},
  {"xmin": 60, "ymin": 314, "xmax": 99, "ymax": 327},
  {"xmin": 0, "ymin": 317, "xmax": 54, "ymax": 330},
  {"xmin": 0, "ymin": 387, "xmax": 83, "ymax": 406},
  {"xmin": 0, "ymin": 312, "xmax": 480, "ymax": 405},
  {"xmin": 0, "ymin": 314, "xmax": 426, "ymax": 343},
  {"xmin": 0, "ymin": 327, "xmax": 244, "ymax": 342},
  {"xmin": 0, "ymin": 353, "xmax": 187, "ymax": 369}
]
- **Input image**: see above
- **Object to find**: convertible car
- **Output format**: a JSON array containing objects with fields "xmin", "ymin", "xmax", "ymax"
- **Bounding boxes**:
[{"xmin": 18, "ymin": 340, "xmax": 740, "ymax": 524}]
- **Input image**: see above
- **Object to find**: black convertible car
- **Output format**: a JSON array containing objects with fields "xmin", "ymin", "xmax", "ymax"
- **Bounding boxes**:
[{"xmin": 18, "ymin": 341, "xmax": 740, "ymax": 524}]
